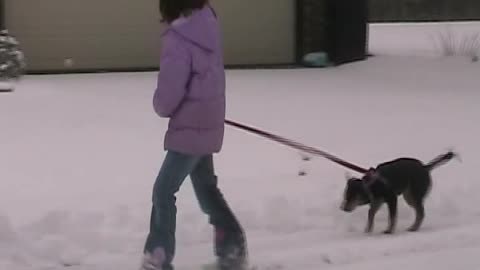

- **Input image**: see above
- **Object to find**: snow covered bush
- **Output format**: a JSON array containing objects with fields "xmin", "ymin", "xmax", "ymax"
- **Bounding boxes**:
[
  {"xmin": 433, "ymin": 29, "xmax": 480, "ymax": 62},
  {"xmin": 0, "ymin": 30, "xmax": 26, "ymax": 81}
]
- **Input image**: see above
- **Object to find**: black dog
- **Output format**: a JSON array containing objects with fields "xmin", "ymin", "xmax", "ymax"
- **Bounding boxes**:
[{"xmin": 340, "ymin": 151, "xmax": 457, "ymax": 234}]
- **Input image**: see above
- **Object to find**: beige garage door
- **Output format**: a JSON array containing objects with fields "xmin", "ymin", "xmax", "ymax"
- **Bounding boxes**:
[
  {"xmin": 5, "ymin": 0, "xmax": 162, "ymax": 71},
  {"xmin": 6, "ymin": 0, "xmax": 295, "ymax": 71},
  {"xmin": 211, "ymin": 0, "xmax": 296, "ymax": 65}
]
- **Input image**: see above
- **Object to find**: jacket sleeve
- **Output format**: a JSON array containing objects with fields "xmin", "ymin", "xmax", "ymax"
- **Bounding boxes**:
[{"xmin": 153, "ymin": 32, "xmax": 191, "ymax": 118}]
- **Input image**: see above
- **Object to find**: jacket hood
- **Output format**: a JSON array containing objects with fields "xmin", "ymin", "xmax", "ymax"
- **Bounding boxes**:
[{"xmin": 164, "ymin": 5, "xmax": 218, "ymax": 52}]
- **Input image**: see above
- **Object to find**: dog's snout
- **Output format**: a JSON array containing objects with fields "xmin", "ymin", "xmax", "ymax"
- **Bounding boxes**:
[
  {"xmin": 340, "ymin": 201, "xmax": 351, "ymax": 212},
  {"xmin": 340, "ymin": 200, "xmax": 355, "ymax": 212}
]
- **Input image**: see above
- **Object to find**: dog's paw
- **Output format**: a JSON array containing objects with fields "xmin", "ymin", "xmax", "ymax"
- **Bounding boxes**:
[
  {"xmin": 383, "ymin": 229, "xmax": 394, "ymax": 234},
  {"xmin": 407, "ymin": 226, "xmax": 419, "ymax": 232}
]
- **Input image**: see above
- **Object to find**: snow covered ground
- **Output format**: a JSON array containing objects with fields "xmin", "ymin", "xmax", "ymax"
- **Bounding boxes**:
[{"xmin": 1, "ymin": 22, "xmax": 480, "ymax": 270}]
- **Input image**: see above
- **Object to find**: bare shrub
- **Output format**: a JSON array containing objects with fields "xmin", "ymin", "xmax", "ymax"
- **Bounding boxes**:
[{"xmin": 432, "ymin": 29, "xmax": 480, "ymax": 62}]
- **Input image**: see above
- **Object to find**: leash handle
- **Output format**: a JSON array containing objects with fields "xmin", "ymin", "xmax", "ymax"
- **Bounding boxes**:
[{"xmin": 225, "ymin": 119, "xmax": 368, "ymax": 174}]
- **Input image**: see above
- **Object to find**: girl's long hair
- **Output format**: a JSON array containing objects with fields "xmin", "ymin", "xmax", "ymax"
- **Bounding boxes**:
[{"xmin": 159, "ymin": 0, "xmax": 209, "ymax": 23}]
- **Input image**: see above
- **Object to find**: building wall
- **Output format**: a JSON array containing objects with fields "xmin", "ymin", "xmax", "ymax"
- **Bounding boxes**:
[
  {"xmin": 5, "ymin": 0, "xmax": 161, "ymax": 71},
  {"xmin": 5, "ymin": 0, "xmax": 296, "ymax": 72},
  {"xmin": 370, "ymin": 0, "xmax": 480, "ymax": 22},
  {"xmin": 211, "ymin": 0, "xmax": 296, "ymax": 66},
  {"xmin": 5, "ymin": 0, "xmax": 476, "ymax": 72}
]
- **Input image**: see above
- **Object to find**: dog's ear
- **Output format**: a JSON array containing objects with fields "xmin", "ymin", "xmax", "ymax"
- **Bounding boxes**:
[{"xmin": 363, "ymin": 168, "xmax": 377, "ymax": 179}]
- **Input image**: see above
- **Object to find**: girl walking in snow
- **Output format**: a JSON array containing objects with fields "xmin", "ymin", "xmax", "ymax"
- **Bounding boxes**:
[{"xmin": 140, "ymin": 1, "xmax": 248, "ymax": 270}]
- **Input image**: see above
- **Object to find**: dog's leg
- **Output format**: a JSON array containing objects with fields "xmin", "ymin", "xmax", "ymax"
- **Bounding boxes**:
[
  {"xmin": 384, "ymin": 195, "xmax": 398, "ymax": 234},
  {"xmin": 408, "ymin": 203, "xmax": 425, "ymax": 232},
  {"xmin": 403, "ymin": 189, "xmax": 425, "ymax": 232},
  {"xmin": 365, "ymin": 200, "xmax": 382, "ymax": 233}
]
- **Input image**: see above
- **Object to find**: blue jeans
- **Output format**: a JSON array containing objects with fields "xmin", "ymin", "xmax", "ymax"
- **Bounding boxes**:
[{"xmin": 144, "ymin": 151, "xmax": 246, "ymax": 269}]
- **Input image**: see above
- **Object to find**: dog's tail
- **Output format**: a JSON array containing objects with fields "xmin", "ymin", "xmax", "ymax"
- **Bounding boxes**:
[{"xmin": 424, "ymin": 151, "xmax": 458, "ymax": 171}]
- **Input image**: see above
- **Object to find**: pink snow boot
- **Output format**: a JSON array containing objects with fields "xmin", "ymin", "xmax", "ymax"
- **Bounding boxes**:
[{"xmin": 140, "ymin": 247, "xmax": 167, "ymax": 270}]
